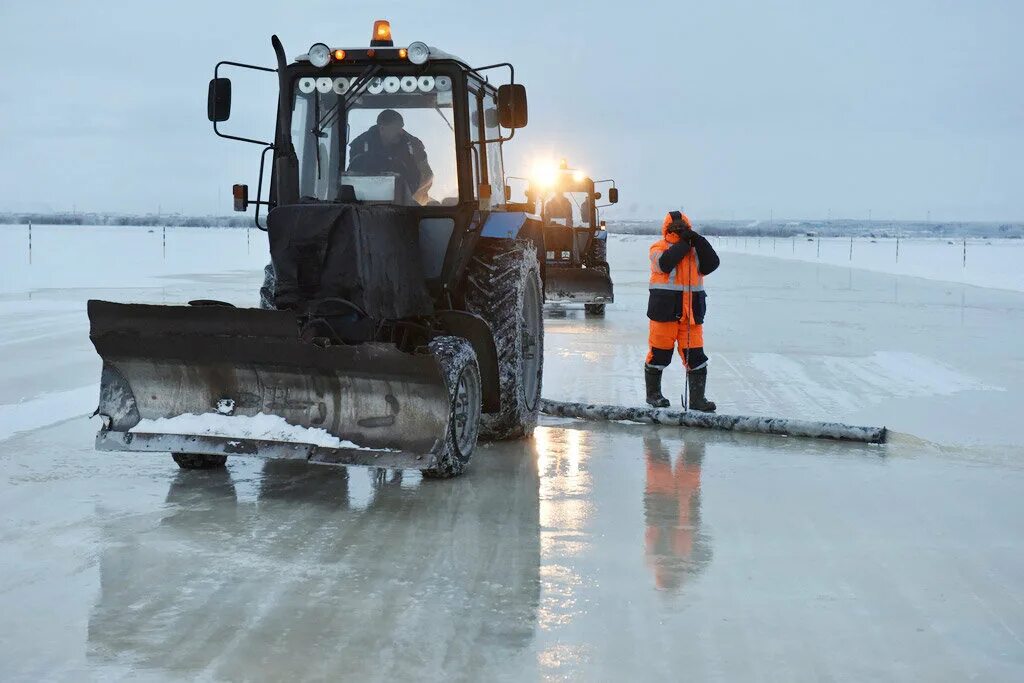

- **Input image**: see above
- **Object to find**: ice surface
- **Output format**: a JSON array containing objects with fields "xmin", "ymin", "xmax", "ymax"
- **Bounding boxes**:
[
  {"xmin": 132, "ymin": 412, "xmax": 389, "ymax": 451},
  {"xmin": 0, "ymin": 385, "xmax": 97, "ymax": 441},
  {"xmin": 1, "ymin": 225, "xmax": 1024, "ymax": 681}
]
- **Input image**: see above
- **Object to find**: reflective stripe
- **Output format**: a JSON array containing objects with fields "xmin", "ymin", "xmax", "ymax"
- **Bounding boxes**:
[
  {"xmin": 651, "ymin": 249, "xmax": 680, "ymax": 280},
  {"xmin": 649, "ymin": 283, "xmax": 705, "ymax": 292}
]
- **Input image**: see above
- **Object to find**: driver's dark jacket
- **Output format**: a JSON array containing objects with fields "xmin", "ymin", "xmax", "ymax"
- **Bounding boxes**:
[{"xmin": 347, "ymin": 126, "xmax": 433, "ymax": 198}]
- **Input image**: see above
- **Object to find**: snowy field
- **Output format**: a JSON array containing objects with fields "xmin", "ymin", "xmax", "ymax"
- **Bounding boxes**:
[
  {"xmin": 1, "ymin": 224, "xmax": 1023, "ymax": 681},
  {"xmin": 709, "ymin": 234, "xmax": 1024, "ymax": 293}
]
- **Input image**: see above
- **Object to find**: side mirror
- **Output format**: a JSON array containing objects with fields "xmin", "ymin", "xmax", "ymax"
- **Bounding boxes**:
[
  {"xmin": 208, "ymin": 78, "xmax": 232, "ymax": 122},
  {"xmin": 504, "ymin": 185, "xmax": 512, "ymax": 202},
  {"xmin": 497, "ymin": 83, "xmax": 528, "ymax": 129},
  {"xmin": 232, "ymin": 184, "xmax": 249, "ymax": 211},
  {"xmin": 608, "ymin": 187, "xmax": 619, "ymax": 204}
]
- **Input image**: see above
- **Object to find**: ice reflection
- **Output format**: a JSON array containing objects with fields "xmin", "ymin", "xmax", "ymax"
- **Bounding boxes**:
[
  {"xmin": 535, "ymin": 426, "xmax": 592, "ymax": 506},
  {"xmin": 88, "ymin": 454, "xmax": 540, "ymax": 681},
  {"xmin": 534, "ymin": 426, "xmax": 594, "ymax": 633},
  {"xmin": 643, "ymin": 434, "xmax": 712, "ymax": 592}
]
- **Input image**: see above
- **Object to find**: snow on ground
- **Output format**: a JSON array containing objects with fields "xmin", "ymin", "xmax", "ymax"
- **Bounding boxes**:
[
  {"xmin": 709, "ymin": 234, "xmax": 1024, "ymax": 292},
  {"xmin": 1, "ymin": 225, "xmax": 1024, "ymax": 681},
  {"xmin": 0, "ymin": 223, "xmax": 268, "ymax": 294}
]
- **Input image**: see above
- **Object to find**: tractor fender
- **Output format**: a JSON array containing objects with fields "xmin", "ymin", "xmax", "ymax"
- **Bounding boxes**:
[{"xmin": 479, "ymin": 211, "xmax": 541, "ymax": 239}]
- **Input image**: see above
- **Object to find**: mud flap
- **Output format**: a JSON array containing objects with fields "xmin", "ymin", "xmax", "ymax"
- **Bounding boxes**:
[
  {"xmin": 88, "ymin": 300, "xmax": 452, "ymax": 466},
  {"xmin": 544, "ymin": 266, "xmax": 614, "ymax": 305}
]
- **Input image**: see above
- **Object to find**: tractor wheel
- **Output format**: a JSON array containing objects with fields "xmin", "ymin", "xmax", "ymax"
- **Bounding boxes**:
[
  {"xmin": 585, "ymin": 237, "xmax": 609, "ymax": 316},
  {"xmin": 259, "ymin": 263, "xmax": 276, "ymax": 310},
  {"xmin": 172, "ymin": 453, "xmax": 228, "ymax": 470},
  {"xmin": 585, "ymin": 235, "xmax": 608, "ymax": 267},
  {"xmin": 466, "ymin": 240, "xmax": 544, "ymax": 441},
  {"xmin": 423, "ymin": 336, "xmax": 482, "ymax": 479}
]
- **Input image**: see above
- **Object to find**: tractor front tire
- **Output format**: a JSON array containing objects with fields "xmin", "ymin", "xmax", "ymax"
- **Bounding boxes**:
[
  {"xmin": 423, "ymin": 337, "xmax": 482, "ymax": 479},
  {"xmin": 466, "ymin": 240, "xmax": 544, "ymax": 441}
]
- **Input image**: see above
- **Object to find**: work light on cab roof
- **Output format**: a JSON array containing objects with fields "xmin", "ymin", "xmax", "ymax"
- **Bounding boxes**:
[{"xmin": 304, "ymin": 20, "xmax": 430, "ymax": 67}]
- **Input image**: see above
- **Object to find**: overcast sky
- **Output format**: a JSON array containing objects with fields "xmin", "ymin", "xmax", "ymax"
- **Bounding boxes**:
[{"xmin": 1, "ymin": 0, "xmax": 1021, "ymax": 220}]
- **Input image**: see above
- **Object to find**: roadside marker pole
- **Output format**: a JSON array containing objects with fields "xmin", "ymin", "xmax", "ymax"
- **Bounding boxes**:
[
  {"xmin": 849, "ymin": 236, "xmax": 853, "ymax": 261},
  {"xmin": 963, "ymin": 238, "xmax": 967, "ymax": 268},
  {"xmin": 162, "ymin": 226, "xmax": 166, "ymax": 259},
  {"xmin": 28, "ymin": 221, "xmax": 32, "ymax": 265}
]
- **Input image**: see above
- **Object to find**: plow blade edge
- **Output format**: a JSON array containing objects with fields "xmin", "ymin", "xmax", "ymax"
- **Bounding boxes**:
[
  {"xmin": 544, "ymin": 266, "xmax": 614, "ymax": 304},
  {"xmin": 88, "ymin": 301, "xmax": 451, "ymax": 466}
]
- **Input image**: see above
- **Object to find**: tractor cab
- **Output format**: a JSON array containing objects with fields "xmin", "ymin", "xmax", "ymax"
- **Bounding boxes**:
[
  {"xmin": 208, "ymin": 21, "xmax": 532, "ymax": 310},
  {"xmin": 209, "ymin": 20, "xmax": 527, "ymax": 220}
]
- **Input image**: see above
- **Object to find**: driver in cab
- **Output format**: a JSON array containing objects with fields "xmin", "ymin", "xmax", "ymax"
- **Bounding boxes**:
[{"xmin": 348, "ymin": 109, "xmax": 434, "ymax": 204}]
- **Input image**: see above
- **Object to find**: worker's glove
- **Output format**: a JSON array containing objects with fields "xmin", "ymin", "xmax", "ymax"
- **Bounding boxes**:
[{"xmin": 666, "ymin": 220, "xmax": 689, "ymax": 235}]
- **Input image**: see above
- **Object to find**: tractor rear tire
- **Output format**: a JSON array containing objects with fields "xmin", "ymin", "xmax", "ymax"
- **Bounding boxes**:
[
  {"xmin": 466, "ymin": 240, "xmax": 544, "ymax": 441},
  {"xmin": 172, "ymin": 453, "xmax": 228, "ymax": 470},
  {"xmin": 423, "ymin": 337, "xmax": 482, "ymax": 479},
  {"xmin": 585, "ymin": 235, "xmax": 608, "ymax": 268},
  {"xmin": 585, "ymin": 237, "xmax": 609, "ymax": 316}
]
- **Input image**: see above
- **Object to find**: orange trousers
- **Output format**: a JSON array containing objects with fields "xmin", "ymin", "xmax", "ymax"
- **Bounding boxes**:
[{"xmin": 646, "ymin": 320, "xmax": 706, "ymax": 371}]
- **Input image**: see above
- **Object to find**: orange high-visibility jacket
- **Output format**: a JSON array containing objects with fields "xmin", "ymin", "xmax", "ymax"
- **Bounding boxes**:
[{"xmin": 648, "ymin": 212, "xmax": 708, "ymax": 324}]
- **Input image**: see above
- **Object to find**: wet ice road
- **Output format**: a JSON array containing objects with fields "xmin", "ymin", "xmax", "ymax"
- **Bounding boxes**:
[{"xmin": 2, "ymin": 228, "xmax": 1024, "ymax": 680}]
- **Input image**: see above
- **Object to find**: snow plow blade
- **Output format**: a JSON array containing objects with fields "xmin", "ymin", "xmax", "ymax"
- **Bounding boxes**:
[
  {"xmin": 88, "ymin": 300, "xmax": 452, "ymax": 467},
  {"xmin": 544, "ymin": 266, "xmax": 614, "ymax": 304},
  {"xmin": 540, "ymin": 399, "xmax": 887, "ymax": 444}
]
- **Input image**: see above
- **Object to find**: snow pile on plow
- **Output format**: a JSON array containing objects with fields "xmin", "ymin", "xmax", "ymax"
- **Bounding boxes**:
[
  {"xmin": 130, "ymin": 413, "xmax": 392, "ymax": 451},
  {"xmin": 540, "ymin": 399, "xmax": 887, "ymax": 444}
]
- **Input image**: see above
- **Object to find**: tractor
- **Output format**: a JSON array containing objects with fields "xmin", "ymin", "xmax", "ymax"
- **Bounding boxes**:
[
  {"xmin": 87, "ymin": 21, "xmax": 548, "ymax": 477},
  {"xmin": 514, "ymin": 160, "xmax": 618, "ymax": 315}
]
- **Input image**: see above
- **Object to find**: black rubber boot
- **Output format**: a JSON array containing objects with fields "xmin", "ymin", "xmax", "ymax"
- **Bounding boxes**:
[
  {"xmin": 686, "ymin": 367, "xmax": 717, "ymax": 413},
  {"xmin": 644, "ymin": 366, "xmax": 670, "ymax": 408}
]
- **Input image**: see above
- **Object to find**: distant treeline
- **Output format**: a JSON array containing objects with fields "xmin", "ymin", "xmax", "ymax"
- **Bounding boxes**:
[
  {"xmin": 608, "ymin": 219, "xmax": 1024, "ymax": 239},
  {"xmin": 2, "ymin": 212, "xmax": 1021, "ymax": 239},
  {"xmin": 0, "ymin": 212, "xmax": 252, "ymax": 228}
]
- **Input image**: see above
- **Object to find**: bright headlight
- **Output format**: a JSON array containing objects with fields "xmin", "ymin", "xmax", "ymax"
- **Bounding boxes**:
[
  {"xmin": 407, "ymin": 41, "xmax": 430, "ymax": 65},
  {"xmin": 531, "ymin": 159, "xmax": 560, "ymax": 189},
  {"xmin": 308, "ymin": 43, "xmax": 331, "ymax": 68}
]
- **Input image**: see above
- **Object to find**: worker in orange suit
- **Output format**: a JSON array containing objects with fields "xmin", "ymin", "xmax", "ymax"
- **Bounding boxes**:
[
  {"xmin": 645, "ymin": 210, "xmax": 720, "ymax": 411},
  {"xmin": 643, "ymin": 434, "xmax": 709, "ymax": 592}
]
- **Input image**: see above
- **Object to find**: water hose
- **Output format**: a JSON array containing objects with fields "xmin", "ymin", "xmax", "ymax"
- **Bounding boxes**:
[{"xmin": 540, "ymin": 399, "xmax": 886, "ymax": 444}]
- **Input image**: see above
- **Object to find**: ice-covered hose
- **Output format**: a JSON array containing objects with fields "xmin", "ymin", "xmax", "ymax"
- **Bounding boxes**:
[{"xmin": 540, "ymin": 399, "xmax": 887, "ymax": 444}]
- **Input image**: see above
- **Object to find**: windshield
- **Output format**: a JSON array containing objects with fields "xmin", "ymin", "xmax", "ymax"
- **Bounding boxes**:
[
  {"xmin": 290, "ymin": 72, "xmax": 459, "ymax": 206},
  {"xmin": 538, "ymin": 189, "xmax": 595, "ymax": 228}
]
